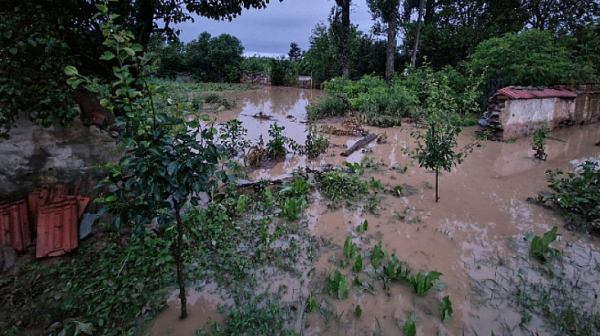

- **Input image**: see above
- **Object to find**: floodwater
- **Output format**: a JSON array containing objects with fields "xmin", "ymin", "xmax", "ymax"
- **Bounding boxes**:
[{"xmin": 147, "ymin": 87, "xmax": 600, "ymax": 335}]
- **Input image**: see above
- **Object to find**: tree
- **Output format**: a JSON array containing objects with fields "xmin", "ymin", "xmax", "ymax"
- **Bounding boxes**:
[
  {"xmin": 0, "ymin": 0, "xmax": 281, "ymax": 139},
  {"xmin": 410, "ymin": 66, "xmax": 482, "ymax": 202},
  {"xmin": 66, "ymin": 4, "xmax": 229, "ymax": 319},
  {"xmin": 367, "ymin": 0, "xmax": 402, "ymax": 82},
  {"xmin": 410, "ymin": 0, "xmax": 425, "ymax": 67},
  {"xmin": 334, "ymin": 0, "xmax": 352, "ymax": 78},
  {"xmin": 182, "ymin": 32, "xmax": 244, "ymax": 82},
  {"xmin": 467, "ymin": 29, "xmax": 594, "ymax": 99},
  {"xmin": 288, "ymin": 42, "xmax": 302, "ymax": 60}
]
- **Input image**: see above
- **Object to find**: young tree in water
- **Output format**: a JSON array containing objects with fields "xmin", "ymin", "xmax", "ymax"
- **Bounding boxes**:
[
  {"xmin": 410, "ymin": 66, "xmax": 482, "ymax": 202},
  {"xmin": 66, "ymin": 2, "xmax": 229, "ymax": 319}
]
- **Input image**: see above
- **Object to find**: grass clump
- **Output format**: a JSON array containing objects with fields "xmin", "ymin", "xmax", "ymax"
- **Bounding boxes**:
[
  {"xmin": 306, "ymin": 94, "xmax": 349, "ymax": 120},
  {"xmin": 318, "ymin": 171, "xmax": 369, "ymax": 202}
]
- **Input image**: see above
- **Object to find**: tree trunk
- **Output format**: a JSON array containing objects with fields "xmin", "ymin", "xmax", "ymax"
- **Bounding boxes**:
[
  {"xmin": 435, "ymin": 167, "xmax": 439, "ymax": 202},
  {"xmin": 135, "ymin": 0, "xmax": 157, "ymax": 48},
  {"xmin": 339, "ymin": 0, "xmax": 351, "ymax": 78},
  {"xmin": 174, "ymin": 203, "xmax": 187, "ymax": 319},
  {"xmin": 385, "ymin": 14, "xmax": 397, "ymax": 84},
  {"xmin": 341, "ymin": 133, "xmax": 378, "ymax": 156},
  {"xmin": 410, "ymin": 0, "xmax": 426, "ymax": 67}
]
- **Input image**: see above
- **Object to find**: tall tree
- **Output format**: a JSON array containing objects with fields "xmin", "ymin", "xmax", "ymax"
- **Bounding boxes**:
[
  {"xmin": 367, "ymin": 0, "xmax": 402, "ymax": 83},
  {"xmin": 335, "ymin": 0, "xmax": 352, "ymax": 78},
  {"xmin": 410, "ymin": 0, "xmax": 425, "ymax": 67},
  {"xmin": 288, "ymin": 42, "xmax": 302, "ymax": 60}
]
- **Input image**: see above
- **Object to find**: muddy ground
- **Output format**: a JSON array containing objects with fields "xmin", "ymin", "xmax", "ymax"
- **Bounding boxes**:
[{"xmin": 146, "ymin": 87, "xmax": 600, "ymax": 336}]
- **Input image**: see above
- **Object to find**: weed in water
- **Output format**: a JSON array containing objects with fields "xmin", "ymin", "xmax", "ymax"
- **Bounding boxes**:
[
  {"xmin": 327, "ymin": 269, "xmax": 350, "ymax": 299},
  {"xmin": 371, "ymin": 241, "xmax": 386, "ymax": 269},
  {"xmin": 319, "ymin": 170, "xmax": 369, "ymax": 202},
  {"xmin": 403, "ymin": 312, "xmax": 417, "ymax": 336},
  {"xmin": 530, "ymin": 226, "xmax": 560, "ymax": 262},
  {"xmin": 440, "ymin": 296, "xmax": 453, "ymax": 322},
  {"xmin": 353, "ymin": 254, "xmax": 363, "ymax": 273},
  {"xmin": 279, "ymin": 174, "xmax": 311, "ymax": 199},
  {"xmin": 357, "ymin": 219, "xmax": 368, "ymax": 233},
  {"xmin": 383, "ymin": 253, "xmax": 412, "ymax": 280},
  {"xmin": 410, "ymin": 271, "xmax": 443, "ymax": 296},
  {"xmin": 531, "ymin": 122, "xmax": 549, "ymax": 160},
  {"xmin": 266, "ymin": 122, "xmax": 294, "ymax": 159},
  {"xmin": 280, "ymin": 196, "xmax": 307, "ymax": 222},
  {"xmin": 220, "ymin": 119, "xmax": 250, "ymax": 157},
  {"xmin": 306, "ymin": 294, "xmax": 320, "ymax": 312},
  {"xmin": 343, "ymin": 236, "xmax": 358, "ymax": 259},
  {"xmin": 355, "ymin": 305, "xmax": 362, "ymax": 318}
]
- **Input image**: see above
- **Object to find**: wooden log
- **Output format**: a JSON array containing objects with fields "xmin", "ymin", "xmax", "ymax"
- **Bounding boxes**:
[{"xmin": 341, "ymin": 133, "xmax": 378, "ymax": 156}]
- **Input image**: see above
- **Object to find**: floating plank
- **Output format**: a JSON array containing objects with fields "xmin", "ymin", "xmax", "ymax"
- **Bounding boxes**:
[{"xmin": 341, "ymin": 133, "xmax": 378, "ymax": 157}]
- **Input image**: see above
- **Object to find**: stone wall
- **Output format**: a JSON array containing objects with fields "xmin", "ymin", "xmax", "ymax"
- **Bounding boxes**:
[
  {"xmin": 241, "ymin": 71, "xmax": 271, "ymax": 86},
  {"xmin": 574, "ymin": 92, "xmax": 600, "ymax": 124}
]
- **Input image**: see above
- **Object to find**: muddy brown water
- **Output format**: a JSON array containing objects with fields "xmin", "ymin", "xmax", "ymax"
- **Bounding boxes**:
[{"xmin": 143, "ymin": 87, "xmax": 600, "ymax": 336}]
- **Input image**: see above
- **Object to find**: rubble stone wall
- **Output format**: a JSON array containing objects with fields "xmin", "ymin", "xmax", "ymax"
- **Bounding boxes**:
[
  {"xmin": 574, "ymin": 92, "xmax": 600, "ymax": 124},
  {"xmin": 241, "ymin": 71, "xmax": 271, "ymax": 86}
]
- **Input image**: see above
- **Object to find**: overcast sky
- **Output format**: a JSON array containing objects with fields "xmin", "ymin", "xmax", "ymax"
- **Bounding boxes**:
[{"xmin": 175, "ymin": 0, "xmax": 377, "ymax": 57}]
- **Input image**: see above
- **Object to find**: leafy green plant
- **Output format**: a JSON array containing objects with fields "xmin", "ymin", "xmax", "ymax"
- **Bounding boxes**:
[
  {"xmin": 410, "ymin": 65, "xmax": 483, "ymax": 202},
  {"xmin": 327, "ymin": 269, "xmax": 350, "ymax": 299},
  {"xmin": 530, "ymin": 227, "xmax": 560, "ymax": 262},
  {"xmin": 280, "ymin": 196, "xmax": 307, "ymax": 222},
  {"xmin": 66, "ymin": 3, "xmax": 229, "ymax": 319},
  {"xmin": 306, "ymin": 94, "xmax": 349, "ymax": 120},
  {"xmin": 343, "ymin": 236, "xmax": 359, "ymax": 259},
  {"xmin": 220, "ymin": 119, "xmax": 250, "ymax": 157},
  {"xmin": 279, "ymin": 175, "xmax": 311, "ymax": 198},
  {"xmin": 306, "ymin": 295, "xmax": 320, "ymax": 312},
  {"xmin": 371, "ymin": 241, "xmax": 386, "ymax": 269},
  {"xmin": 440, "ymin": 296, "xmax": 453, "ymax": 322},
  {"xmin": 531, "ymin": 123, "xmax": 549, "ymax": 160},
  {"xmin": 266, "ymin": 122, "xmax": 289, "ymax": 159},
  {"xmin": 355, "ymin": 305, "xmax": 362, "ymax": 318},
  {"xmin": 383, "ymin": 253, "xmax": 412, "ymax": 280},
  {"xmin": 538, "ymin": 162, "xmax": 600, "ymax": 232},
  {"xmin": 403, "ymin": 312, "xmax": 417, "ymax": 336},
  {"xmin": 356, "ymin": 220, "xmax": 368, "ymax": 233},
  {"xmin": 303, "ymin": 124, "xmax": 330, "ymax": 158},
  {"xmin": 319, "ymin": 171, "xmax": 370, "ymax": 202},
  {"xmin": 353, "ymin": 254, "xmax": 363, "ymax": 272},
  {"xmin": 410, "ymin": 271, "xmax": 443, "ymax": 297}
]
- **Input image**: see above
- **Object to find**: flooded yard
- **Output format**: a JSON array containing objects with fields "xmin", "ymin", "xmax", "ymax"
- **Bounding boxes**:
[{"xmin": 147, "ymin": 87, "xmax": 600, "ymax": 336}]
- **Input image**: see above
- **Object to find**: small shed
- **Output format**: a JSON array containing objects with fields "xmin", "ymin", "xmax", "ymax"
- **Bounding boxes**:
[{"xmin": 477, "ymin": 86, "xmax": 600, "ymax": 141}]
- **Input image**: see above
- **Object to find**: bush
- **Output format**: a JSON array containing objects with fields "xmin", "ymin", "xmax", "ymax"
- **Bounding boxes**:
[
  {"xmin": 539, "ymin": 161, "xmax": 600, "ymax": 232},
  {"xmin": 306, "ymin": 95, "xmax": 349, "ymax": 120}
]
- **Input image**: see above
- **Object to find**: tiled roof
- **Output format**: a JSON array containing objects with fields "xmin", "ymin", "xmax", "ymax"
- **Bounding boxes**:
[{"xmin": 497, "ymin": 87, "xmax": 578, "ymax": 100}]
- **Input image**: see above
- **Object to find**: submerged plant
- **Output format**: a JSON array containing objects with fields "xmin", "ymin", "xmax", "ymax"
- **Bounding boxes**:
[
  {"xmin": 356, "ymin": 220, "xmax": 368, "ymax": 233},
  {"xmin": 280, "ymin": 196, "xmax": 307, "ymax": 222},
  {"xmin": 410, "ymin": 271, "xmax": 442, "ymax": 297},
  {"xmin": 383, "ymin": 253, "xmax": 412, "ymax": 280},
  {"xmin": 353, "ymin": 254, "xmax": 363, "ymax": 273},
  {"xmin": 266, "ymin": 122, "xmax": 290, "ymax": 159},
  {"xmin": 530, "ymin": 226, "xmax": 560, "ymax": 262},
  {"xmin": 403, "ymin": 312, "xmax": 417, "ymax": 336},
  {"xmin": 531, "ymin": 123, "xmax": 549, "ymax": 160},
  {"xmin": 371, "ymin": 241, "xmax": 386, "ymax": 269},
  {"xmin": 440, "ymin": 296, "xmax": 453, "ymax": 322},
  {"xmin": 327, "ymin": 269, "xmax": 350, "ymax": 299},
  {"xmin": 343, "ymin": 236, "xmax": 358, "ymax": 259},
  {"xmin": 220, "ymin": 119, "xmax": 250, "ymax": 157}
]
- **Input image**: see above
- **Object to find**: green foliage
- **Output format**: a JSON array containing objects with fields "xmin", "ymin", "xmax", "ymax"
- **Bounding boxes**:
[
  {"xmin": 531, "ymin": 123, "xmax": 550, "ymax": 160},
  {"xmin": 242, "ymin": 55, "xmax": 272, "ymax": 73},
  {"xmin": 270, "ymin": 58, "xmax": 298, "ymax": 86},
  {"xmin": 468, "ymin": 29, "xmax": 594, "ymax": 99},
  {"xmin": 440, "ymin": 296, "xmax": 453, "ymax": 322},
  {"xmin": 403, "ymin": 312, "xmax": 417, "ymax": 336},
  {"xmin": 530, "ymin": 227, "xmax": 560, "ymax": 262},
  {"xmin": 383, "ymin": 253, "xmax": 412, "ymax": 280},
  {"xmin": 540, "ymin": 162, "xmax": 600, "ymax": 232},
  {"xmin": 306, "ymin": 295, "xmax": 320, "ymax": 312},
  {"xmin": 0, "ymin": 234, "xmax": 173, "ymax": 335},
  {"xmin": 266, "ymin": 122, "xmax": 290, "ymax": 159},
  {"xmin": 306, "ymin": 95, "xmax": 349, "ymax": 120},
  {"xmin": 303, "ymin": 124, "xmax": 330, "ymax": 158},
  {"xmin": 327, "ymin": 269, "xmax": 350, "ymax": 299},
  {"xmin": 410, "ymin": 271, "xmax": 443, "ymax": 297},
  {"xmin": 280, "ymin": 175, "xmax": 312, "ymax": 198},
  {"xmin": 288, "ymin": 42, "xmax": 303, "ymax": 60},
  {"xmin": 198, "ymin": 298, "xmax": 295, "ymax": 336},
  {"xmin": 0, "ymin": 2, "xmax": 79, "ymax": 139},
  {"xmin": 220, "ymin": 119, "xmax": 250, "ymax": 157},
  {"xmin": 355, "ymin": 305, "xmax": 362, "ymax": 318},
  {"xmin": 183, "ymin": 32, "xmax": 244, "ymax": 82},
  {"xmin": 410, "ymin": 65, "xmax": 483, "ymax": 201},
  {"xmin": 357, "ymin": 220, "xmax": 369, "ymax": 233},
  {"xmin": 280, "ymin": 196, "xmax": 307, "ymax": 222},
  {"xmin": 343, "ymin": 236, "xmax": 358, "ymax": 259},
  {"xmin": 353, "ymin": 254, "xmax": 363, "ymax": 273},
  {"xmin": 371, "ymin": 241, "xmax": 386, "ymax": 269},
  {"xmin": 319, "ymin": 171, "xmax": 370, "ymax": 202}
]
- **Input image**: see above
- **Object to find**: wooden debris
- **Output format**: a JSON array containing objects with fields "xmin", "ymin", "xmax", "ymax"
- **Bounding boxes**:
[{"xmin": 341, "ymin": 133, "xmax": 378, "ymax": 156}]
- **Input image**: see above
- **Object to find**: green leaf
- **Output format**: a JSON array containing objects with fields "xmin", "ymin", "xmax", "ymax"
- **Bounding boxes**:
[
  {"xmin": 440, "ymin": 296, "xmax": 453, "ymax": 322},
  {"xmin": 132, "ymin": 43, "xmax": 143, "ymax": 52},
  {"xmin": 8, "ymin": 48, "xmax": 17, "ymax": 55},
  {"xmin": 101, "ymin": 51, "xmax": 116, "ymax": 60},
  {"xmin": 403, "ymin": 312, "xmax": 417, "ymax": 336},
  {"xmin": 64, "ymin": 66, "xmax": 78, "ymax": 76},
  {"xmin": 199, "ymin": 114, "xmax": 210, "ymax": 121},
  {"xmin": 95, "ymin": 4, "xmax": 108, "ymax": 12}
]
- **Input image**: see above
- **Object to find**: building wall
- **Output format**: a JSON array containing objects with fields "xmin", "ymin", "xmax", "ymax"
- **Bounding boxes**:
[
  {"xmin": 500, "ymin": 98, "xmax": 575, "ymax": 140},
  {"xmin": 574, "ymin": 92, "xmax": 600, "ymax": 124}
]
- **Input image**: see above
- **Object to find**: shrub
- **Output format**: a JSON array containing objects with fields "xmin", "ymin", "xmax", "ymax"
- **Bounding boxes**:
[{"xmin": 306, "ymin": 95, "xmax": 349, "ymax": 120}]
